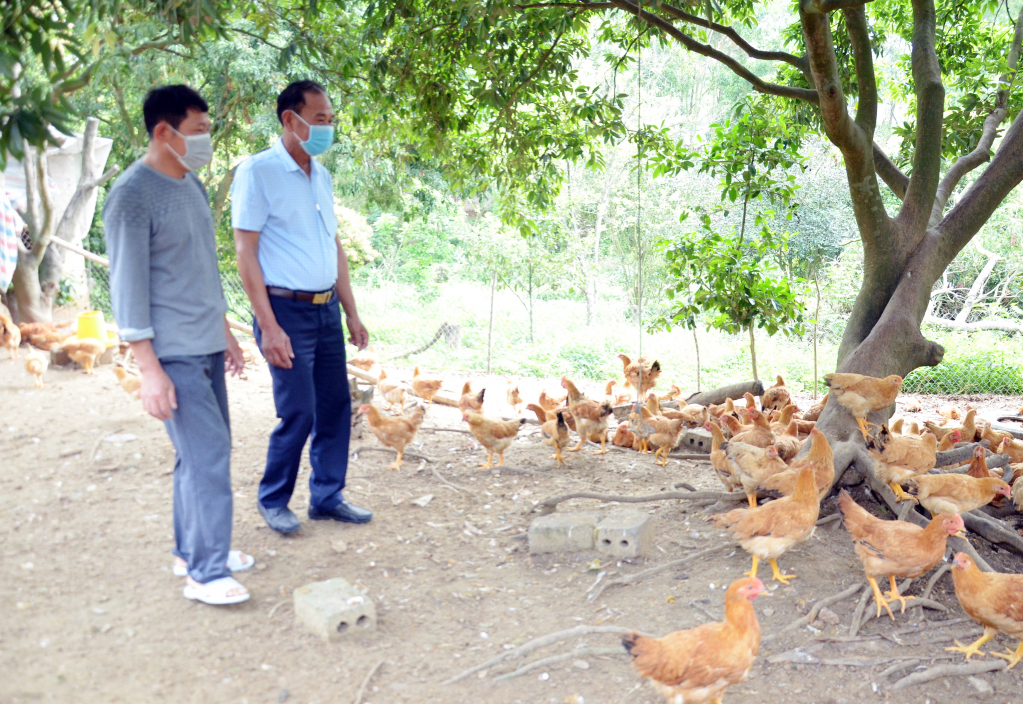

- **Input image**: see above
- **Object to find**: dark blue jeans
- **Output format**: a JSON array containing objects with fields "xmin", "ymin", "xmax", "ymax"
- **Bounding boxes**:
[
  {"xmin": 161, "ymin": 352, "xmax": 233, "ymax": 584},
  {"xmin": 253, "ymin": 295, "xmax": 351, "ymax": 511}
]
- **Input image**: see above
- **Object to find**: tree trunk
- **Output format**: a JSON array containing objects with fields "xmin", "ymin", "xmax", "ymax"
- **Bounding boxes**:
[
  {"xmin": 748, "ymin": 326, "xmax": 758, "ymax": 381},
  {"xmin": 486, "ymin": 269, "xmax": 497, "ymax": 374},
  {"xmin": 813, "ymin": 267, "xmax": 820, "ymax": 400}
]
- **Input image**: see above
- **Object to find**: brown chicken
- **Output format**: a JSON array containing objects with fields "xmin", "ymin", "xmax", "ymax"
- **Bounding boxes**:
[
  {"xmin": 457, "ymin": 381, "xmax": 485, "ymax": 413},
  {"xmin": 612, "ymin": 422, "xmax": 636, "ymax": 448},
  {"xmin": 902, "ymin": 397, "xmax": 923, "ymax": 413},
  {"xmin": 868, "ymin": 425, "xmax": 938, "ymax": 502},
  {"xmin": 730, "ymin": 409, "xmax": 774, "ymax": 448},
  {"xmin": 937, "ymin": 429, "xmax": 962, "ymax": 452},
  {"xmin": 924, "ymin": 420, "xmax": 959, "ymax": 441},
  {"xmin": 959, "ymin": 408, "xmax": 980, "ymax": 442},
  {"xmin": 769, "ymin": 404, "xmax": 798, "ymax": 435},
  {"xmin": 890, "ymin": 418, "xmax": 904, "ymax": 434},
  {"xmin": 348, "ymin": 345, "xmax": 378, "ymax": 371},
  {"xmin": 966, "ymin": 444, "xmax": 1000, "ymax": 480},
  {"xmin": 658, "ymin": 384, "xmax": 682, "ymax": 402},
  {"xmin": 801, "ymin": 393, "xmax": 828, "ymax": 422},
  {"xmin": 537, "ymin": 390, "xmax": 566, "ymax": 411},
  {"xmin": 463, "ymin": 412, "xmax": 526, "ymax": 469},
  {"xmin": 604, "ymin": 380, "xmax": 631, "ymax": 406},
  {"xmin": 360, "ymin": 403, "xmax": 426, "ymax": 469},
  {"xmin": 648, "ymin": 416, "xmax": 686, "ymax": 466},
  {"xmin": 760, "ymin": 427, "xmax": 835, "ymax": 500},
  {"xmin": 506, "ymin": 385, "xmax": 524, "ymax": 413},
  {"xmin": 909, "ymin": 473, "xmax": 1011, "ymax": 516},
  {"xmin": 411, "ymin": 366, "xmax": 443, "ymax": 404},
  {"xmin": 723, "ymin": 442, "xmax": 788, "ymax": 508},
  {"xmin": 377, "ymin": 369, "xmax": 407, "ymax": 413},
  {"xmin": 622, "ymin": 577, "xmax": 764, "ymax": 704},
  {"xmin": 711, "ymin": 465, "xmax": 820, "ymax": 584},
  {"xmin": 618, "ymin": 354, "xmax": 661, "ymax": 396},
  {"xmin": 706, "ymin": 421, "xmax": 741, "ymax": 493},
  {"xmin": 761, "ymin": 375, "xmax": 792, "ymax": 412},
  {"xmin": 940, "ymin": 405, "xmax": 962, "ymax": 422},
  {"xmin": 984, "ymin": 430, "xmax": 1023, "ymax": 463},
  {"xmin": 719, "ymin": 413, "xmax": 747, "ymax": 439},
  {"xmin": 772, "ymin": 421, "xmax": 802, "ymax": 462},
  {"xmin": 947, "ymin": 552, "xmax": 1023, "ymax": 667},
  {"xmin": 60, "ymin": 338, "xmax": 107, "ymax": 374},
  {"xmin": 24, "ymin": 348, "xmax": 48, "ymax": 388},
  {"xmin": 562, "ymin": 376, "xmax": 613, "ymax": 454},
  {"xmin": 113, "ymin": 365, "xmax": 141, "ymax": 398},
  {"xmin": 839, "ymin": 490, "xmax": 965, "ymax": 619},
  {"xmin": 539, "ymin": 410, "xmax": 571, "ymax": 468},
  {"xmin": 0, "ymin": 305, "xmax": 20, "ymax": 358},
  {"xmin": 824, "ymin": 372, "xmax": 904, "ymax": 441},
  {"xmin": 526, "ymin": 401, "xmax": 577, "ymax": 432}
]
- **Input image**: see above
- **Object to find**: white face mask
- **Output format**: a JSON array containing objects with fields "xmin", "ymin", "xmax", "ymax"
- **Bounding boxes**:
[{"xmin": 166, "ymin": 127, "xmax": 213, "ymax": 171}]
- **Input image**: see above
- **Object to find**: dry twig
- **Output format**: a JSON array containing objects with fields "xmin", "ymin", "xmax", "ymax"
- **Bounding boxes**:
[
  {"xmin": 779, "ymin": 582, "xmax": 864, "ymax": 634},
  {"xmin": 587, "ymin": 543, "xmax": 737, "ymax": 602},
  {"xmin": 534, "ymin": 490, "xmax": 743, "ymax": 515},
  {"xmin": 352, "ymin": 659, "xmax": 386, "ymax": 704},
  {"xmin": 442, "ymin": 625, "xmax": 647, "ymax": 684},
  {"xmin": 890, "ymin": 659, "xmax": 1007, "ymax": 691},
  {"xmin": 351, "ymin": 446, "xmax": 436, "ymax": 463},
  {"xmin": 430, "ymin": 466, "xmax": 466, "ymax": 492},
  {"xmin": 490, "ymin": 646, "xmax": 625, "ymax": 682}
]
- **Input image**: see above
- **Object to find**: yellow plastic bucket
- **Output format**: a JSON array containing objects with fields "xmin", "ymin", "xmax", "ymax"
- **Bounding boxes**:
[{"xmin": 77, "ymin": 310, "xmax": 106, "ymax": 341}]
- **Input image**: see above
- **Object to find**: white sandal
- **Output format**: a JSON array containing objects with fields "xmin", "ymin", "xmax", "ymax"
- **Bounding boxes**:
[
  {"xmin": 183, "ymin": 576, "xmax": 250, "ymax": 605},
  {"xmin": 173, "ymin": 550, "xmax": 254, "ymax": 577}
]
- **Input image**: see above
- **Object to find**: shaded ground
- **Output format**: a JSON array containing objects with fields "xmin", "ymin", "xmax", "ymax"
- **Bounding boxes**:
[{"xmin": 2, "ymin": 356, "xmax": 1022, "ymax": 704}]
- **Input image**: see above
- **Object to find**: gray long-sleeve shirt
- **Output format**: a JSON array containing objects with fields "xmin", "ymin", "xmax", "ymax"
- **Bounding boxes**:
[{"xmin": 103, "ymin": 161, "xmax": 227, "ymax": 359}]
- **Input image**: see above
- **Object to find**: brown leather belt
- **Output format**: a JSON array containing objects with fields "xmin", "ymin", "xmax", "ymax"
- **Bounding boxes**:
[{"xmin": 266, "ymin": 286, "xmax": 336, "ymax": 305}]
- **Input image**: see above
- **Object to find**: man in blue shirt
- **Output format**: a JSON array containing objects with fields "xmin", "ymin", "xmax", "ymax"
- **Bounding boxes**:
[{"xmin": 232, "ymin": 80, "xmax": 372, "ymax": 534}]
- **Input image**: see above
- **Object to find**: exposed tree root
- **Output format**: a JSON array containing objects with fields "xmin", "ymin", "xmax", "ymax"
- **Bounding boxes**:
[
  {"xmin": 908, "ymin": 561, "xmax": 951, "ymax": 621},
  {"xmin": 430, "ymin": 466, "xmax": 466, "ymax": 493},
  {"xmin": 442, "ymin": 625, "xmax": 648, "ymax": 684},
  {"xmin": 351, "ymin": 659, "xmax": 386, "ymax": 704},
  {"xmin": 778, "ymin": 582, "xmax": 865, "ymax": 635},
  {"xmin": 587, "ymin": 543, "xmax": 738, "ymax": 602},
  {"xmin": 532, "ymin": 489, "xmax": 743, "ymax": 515},
  {"xmin": 351, "ymin": 446, "xmax": 436, "ymax": 463},
  {"xmin": 890, "ymin": 659, "xmax": 1007, "ymax": 691}
]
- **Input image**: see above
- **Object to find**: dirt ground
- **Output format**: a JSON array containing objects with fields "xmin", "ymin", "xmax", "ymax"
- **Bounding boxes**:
[{"xmin": 3, "ymin": 354, "xmax": 1023, "ymax": 704}]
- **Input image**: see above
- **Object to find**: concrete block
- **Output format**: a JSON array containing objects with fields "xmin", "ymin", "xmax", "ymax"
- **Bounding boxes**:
[
  {"xmin": 680, "ymin": 428, "xmax": 712, "ymax": 454},
  {"xmin": 595, "ymin": 509, "xmax": 655, "ymax": 558},
  {"xmin": 50, "ymin": 344, "xmax": 115, "ymax": 368},
  {"xmin": 293, "ymin": 577, "xmax": 376, "ymax": 642},
  {"xmin": 528, "ymin": 511, "xmax": 601, "ymax": 554}
]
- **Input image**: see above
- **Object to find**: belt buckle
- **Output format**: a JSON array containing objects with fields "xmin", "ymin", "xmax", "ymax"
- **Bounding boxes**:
[{"xmin": 312, "ymin": 291, "xmax": 331, "ymax": 305}]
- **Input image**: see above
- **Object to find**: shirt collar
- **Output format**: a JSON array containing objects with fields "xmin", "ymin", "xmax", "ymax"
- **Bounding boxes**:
[{"xmin": 272, "ymin": 137, "xmax": 319, "ymax": 175}]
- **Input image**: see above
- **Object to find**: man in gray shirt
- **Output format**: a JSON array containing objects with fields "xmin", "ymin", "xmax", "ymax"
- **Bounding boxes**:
[{"xmin": 104, "ymin": 85, "xmax": 250, "ymax": 605}]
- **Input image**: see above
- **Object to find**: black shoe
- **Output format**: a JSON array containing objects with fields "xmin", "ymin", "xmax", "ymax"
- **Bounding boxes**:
[
  {"xmin": 308, "ymin": 500, "xmax": 373, "ymax": 524},
  {"xmin": 258, "ymin": 502, "xmax": 300, "ymax": 534}
]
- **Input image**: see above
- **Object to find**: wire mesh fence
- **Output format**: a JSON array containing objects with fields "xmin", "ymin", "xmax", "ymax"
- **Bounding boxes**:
[{"xmin": 83, "ymin": 261, "xmax": 1023, "ymax": 396}]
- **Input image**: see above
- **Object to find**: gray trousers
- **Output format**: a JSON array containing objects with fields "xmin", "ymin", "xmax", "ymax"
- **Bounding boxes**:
[{"xmin": 161, "ymin": 352, "xmax": 233, "ymax": 584}]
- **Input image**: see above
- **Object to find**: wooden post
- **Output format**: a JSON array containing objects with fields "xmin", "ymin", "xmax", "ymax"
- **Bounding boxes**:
[{"xmin": 487, "ymin": 269, "xmax": 497, "ymax": 374}]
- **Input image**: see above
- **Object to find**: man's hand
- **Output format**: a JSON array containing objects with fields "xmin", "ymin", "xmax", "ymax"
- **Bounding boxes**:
[
  {"xmin": 225, "ymin": 331, "xmax": 246, "ymax": 377},
  {"xmin": 261, "ymin": 322, "xmax": 295, "ymax": 369},
  {"xmin": 140, "ymin": 365, "xmax": 177, "ymax": 421},
  {"xmin": 346, "ymin": 313, "xmax": 370, "ymax": 350}
]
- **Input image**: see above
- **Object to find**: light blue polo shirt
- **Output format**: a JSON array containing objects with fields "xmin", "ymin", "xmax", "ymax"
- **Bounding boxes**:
[{"xmin": 231, "ymin": 138, "xmax": 339, "ymax": 291}]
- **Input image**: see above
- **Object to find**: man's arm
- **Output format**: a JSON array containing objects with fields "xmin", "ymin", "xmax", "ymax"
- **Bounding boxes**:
[
  {"xmin": 336, "ymin": 241, "xmax": 368, "ymax": 350},
  {"xmin": 104, "ymin": 184, "xmax": 177, "ymax": 420},
  {"xmin": 233, "ymin": 228, "xmax": 294, "ymax": 369},
  {"xmin": 223, "ymin": 317, "xmax": 245, "ymax": 377}
]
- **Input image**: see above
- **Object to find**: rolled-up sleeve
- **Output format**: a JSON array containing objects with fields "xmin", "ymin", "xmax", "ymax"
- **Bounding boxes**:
[
  {"xmin": 230, "ymin": 160, "xmax": 269, "ymax": 232},
  {"xmin": 103, "ymin": 183, "xmax": 154, "ymax": 342}
]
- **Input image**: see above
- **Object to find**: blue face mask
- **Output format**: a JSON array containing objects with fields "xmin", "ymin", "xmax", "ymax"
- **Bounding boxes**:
[{"xmin": 290, "ymin": 110, "xmax": 334, "ymax": 156}]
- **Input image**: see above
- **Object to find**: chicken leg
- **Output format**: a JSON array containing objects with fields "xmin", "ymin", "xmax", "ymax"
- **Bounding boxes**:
[
  {"xmin": 768, "ymin": 558, "xmax": 794, "ymax": 584},
  {"xmin": 867, "ymin": 576, "xmax": 895, "ymax": 619},
  {"xmin": 746, "ymin": 493, "xmax": 758, "ymax": 509},
  {"xmin": 496, "ymin": 452, "xmax": 506, "ymax": 467},
  {"xmin": 946, "ymin": 625, "xmax": 1000, "ymax": 660},
  {"xmin": 593, "ymin": 437, "xmax": 608, "ymax": 456},
  {"xmin": 745, "ymin": 555, "xmax": 759, "ymax": 581},
  {"xmin": 388, "ymin": 451, "xmax": 404, "ymax": 470},
  {"xmin": 889, "ymin": 482, "xmax": 917, "ymax": 503},
  {"xmin": 479, "ymin": 452, "xmax": 495, "ymax": 469},
  {"xmin": 883, "ymin": 575, "xmax": 915, "ymax": 613},
  {"xmin": 991, "ymin": 639, "xmax": 1023, "ymax": 669},
  {"xmin": 567, "ymin": 439, "xmax": 586, "ymax": 452}
]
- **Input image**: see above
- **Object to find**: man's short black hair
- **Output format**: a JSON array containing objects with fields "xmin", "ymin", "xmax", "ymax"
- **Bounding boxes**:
[
  {"xmin": 142, "ymin": 85, "xmax": 209, "ymax": 137},
  {"xmin": 276, "ymin": 80, "xmax": 328, "ymax": 124}
]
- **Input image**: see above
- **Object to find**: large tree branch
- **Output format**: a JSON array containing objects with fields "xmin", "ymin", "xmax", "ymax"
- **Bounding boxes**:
[
  {"xmin": 898, "ymin": 0, "xmax": 944, "ymax": 235},
  {"xmin": 844, "ymin": 6, "xmax": 876, "ymax": 136},
  {"xmin": 929, "ymin": 5, "xmax": 1023, "ymax": 225},
  {"xmin": 807, "ymin": 0, "xmax": 876, "ymax": 12},
  {"xmin": 953, "ymin": 236, "xmax": 1001, "ymax": 323},
  {"xmin": 656, "ymin": 2, "xmax": 811, "ymax": 81},
  {"xmin": 924, "ymin": 315, "xmax": 1023, "ymax": 334},
  {"xmin": 872, "ymin": 143, "xmax": 908, "ymax": 200},
  {"xmin": 610, "ymin": 0, "xmax": 820, "ymax": 104},
  {"xmin": 937, "ymin": 107, "xmax": 1023, "ymax": 258}
]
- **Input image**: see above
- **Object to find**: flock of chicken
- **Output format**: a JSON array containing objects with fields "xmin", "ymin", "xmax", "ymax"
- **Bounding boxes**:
[
  {"xmin": 0, "ymin": 310, "xmax": 116, "ymax": 387},
  {"xmin": 351, "ymin": 352, "xmax": 1023, "ymax": 702},
  {"xmin": 621, "ymin": 372, "xmax": 1023, "ymax": 703}
]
